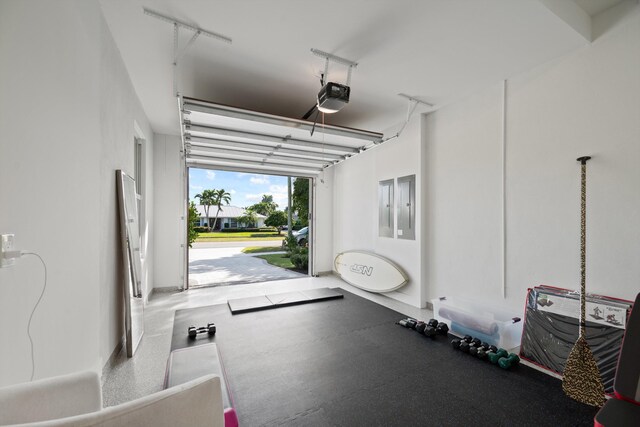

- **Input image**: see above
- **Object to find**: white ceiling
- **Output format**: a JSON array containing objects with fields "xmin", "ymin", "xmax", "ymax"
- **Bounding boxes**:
[{"xmin": 100, "ymin": 0, "xmax": 599, "ymax": 136}]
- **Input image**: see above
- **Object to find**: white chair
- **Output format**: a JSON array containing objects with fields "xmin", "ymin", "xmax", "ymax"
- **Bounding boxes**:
[{"xmin": 0, "ymin": 371, "xmax": 224, "ymax": 427}]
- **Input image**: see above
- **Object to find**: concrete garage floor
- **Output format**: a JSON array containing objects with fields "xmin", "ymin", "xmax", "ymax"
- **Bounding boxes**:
[{"xmin": 188, "ymin": 240, "xmax": 306, "ymax": 287}]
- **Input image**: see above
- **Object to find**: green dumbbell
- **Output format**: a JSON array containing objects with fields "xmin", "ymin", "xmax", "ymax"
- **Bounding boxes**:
[
  {"xmin": 488, "ymin": 349, "xmax": 508, "ymax": 364},
  {"xmin": 498, "ymin": 353, "xmax": 520, "ymax": 370}
]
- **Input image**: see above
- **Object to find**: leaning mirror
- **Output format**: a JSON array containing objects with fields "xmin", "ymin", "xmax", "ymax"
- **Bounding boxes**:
[{"xmin": 116, "ymin": 170, "xmax": 144, "ymax": 357}]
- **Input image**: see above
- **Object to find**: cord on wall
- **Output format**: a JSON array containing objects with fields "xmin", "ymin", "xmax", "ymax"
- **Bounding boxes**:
[
  {"xmin": 3, "ymin": 250, "xmax": 47, "ymax": 381},
  {"xmin": 21, "ymin": 252, "xmax": 47, "ymax": 381}
]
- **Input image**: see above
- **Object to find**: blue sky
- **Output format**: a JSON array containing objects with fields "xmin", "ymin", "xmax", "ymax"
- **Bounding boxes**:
[{"xmin": 188, "ymin": 168, "xmax": 289, "ymax": 209}]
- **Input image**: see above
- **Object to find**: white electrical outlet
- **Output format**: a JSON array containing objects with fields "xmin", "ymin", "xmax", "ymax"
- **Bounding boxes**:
[{"xmin": 1, "ymin": 234, "xmax": 16, "ymax": 268}]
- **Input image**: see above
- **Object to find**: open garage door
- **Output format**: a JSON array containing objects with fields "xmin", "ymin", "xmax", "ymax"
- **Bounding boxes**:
[
  {"xmin": 179, "ymin": 97, "xmax": 382, "ymax": 176},
  {"xmin": 178, "ymin": 97, "xmax": 383, "ymax": 288}
]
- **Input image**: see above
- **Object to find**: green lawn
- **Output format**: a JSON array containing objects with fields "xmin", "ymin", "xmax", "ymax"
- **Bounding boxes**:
[
  {"xmin": 196, "ymin": 231, "xmax": 285, "ymax": 242},
  {"xmin": 256, "ymin": 253, "xmax": 295, "ymax": 269},
  {"xmin": 241, "ymin": 246, "xmax": 283, "ymax": 254}
]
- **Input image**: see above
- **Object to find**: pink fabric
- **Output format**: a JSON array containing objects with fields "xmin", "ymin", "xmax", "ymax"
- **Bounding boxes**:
[{"xmin": 224, "ymin": 408, "xmax": 239, "ymax": 427}]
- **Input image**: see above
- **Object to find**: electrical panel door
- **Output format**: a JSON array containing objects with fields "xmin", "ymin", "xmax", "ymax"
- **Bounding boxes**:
[
  {"xmin": 397, "ymin": 175, "xmax": 415, "ymax": 240},
  {"xmin": 378, "ymin": 179, "xmax": 394, "ymax": 237}
]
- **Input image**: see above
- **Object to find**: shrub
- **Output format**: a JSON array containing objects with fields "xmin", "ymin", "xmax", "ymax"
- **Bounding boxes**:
[
  {"xmin": 284, "ymin": 233, "xmax": 298, "ymax": 253},
  {"xmin": 188, "ymin": 202, "xmax": 200, "ymax": 247},
  {"xmin": 290, "ymin": 248, "xmax": 308, "ymax": 270},
  {"xmin": 194, "ymin": 226, "xmax": 209, "ymax": 233}
]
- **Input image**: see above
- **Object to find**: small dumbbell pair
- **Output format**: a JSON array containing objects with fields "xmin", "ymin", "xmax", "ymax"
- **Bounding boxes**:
[
  {"xmin": 487, "ymin": 349, "xmax": 520, "ymax": 369},
  {"xmin": 451, "ymin": 336, "xmax": 497, "ymax": 358},
  {"xmin": 417, "ymin": 319, "xmax": 449, "ymax": 338},
  {"xmin": 397, "ymin": 317, "xmax": 418, "ymax": 329},
  {"xmin": 188, "ymin": 323, "xmax": 216, "ymax": 339},
  {"xmin": 398, "ymin": 318, "xmax": 449, "ymax": 338},
  {"xmin": 451, "ymin": 335, "xmax": 478, "ymax": 352},
  {"xmin": 471, "ymin": 343, "xmax": 498, "ymax": 360}
]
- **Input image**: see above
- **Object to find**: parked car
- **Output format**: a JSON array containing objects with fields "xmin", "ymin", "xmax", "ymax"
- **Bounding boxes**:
[
  {"xmin": 282, "ymin": 226, "xmax": 309, "ymax": 248},
  {"xmin": 294, "ymin": 227, "xmax": 308, "ymax": 246}
]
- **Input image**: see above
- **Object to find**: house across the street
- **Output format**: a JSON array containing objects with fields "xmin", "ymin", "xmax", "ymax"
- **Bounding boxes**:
[{"xmin": 196, "ymin": 205, "xmax": 266, "ymax": 230}]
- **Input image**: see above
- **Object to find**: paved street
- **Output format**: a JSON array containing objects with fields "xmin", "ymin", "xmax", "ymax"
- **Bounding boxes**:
[{"xmin": 188, "ymin": 240, "xmax": 305, "ymax": 287}]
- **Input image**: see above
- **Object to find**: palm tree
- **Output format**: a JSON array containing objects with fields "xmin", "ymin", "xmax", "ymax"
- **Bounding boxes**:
[
  {"xmin": 211, "ymin": 189, "xmax": 232, "ymax": 230},
  {"xmin": 194, "ymin": 189, "xmax": 216, "ymax": 230}
]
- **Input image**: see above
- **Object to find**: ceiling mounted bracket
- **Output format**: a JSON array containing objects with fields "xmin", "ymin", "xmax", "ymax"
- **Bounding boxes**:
[
  {"xmin": 143, "ymin": 8, "xmax": 232, "ymax": 97},
  {"xmin": 311, "ymin": 48, "xmax": 358, "ymax": 86},
  {"xmin": 372, "ymin": 93, "xmax": 434, "ymax": 146}
]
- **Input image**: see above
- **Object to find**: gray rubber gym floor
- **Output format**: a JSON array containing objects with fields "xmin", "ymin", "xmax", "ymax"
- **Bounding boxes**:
[{"xmin": 172, "ymin": 290, "xmax": 598, "ymax": 426}]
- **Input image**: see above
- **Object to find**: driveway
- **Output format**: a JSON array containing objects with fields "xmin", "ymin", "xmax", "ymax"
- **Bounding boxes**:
[
  {"xmin": 192, "ymin": 240, "xmax": 282, "ymax": 249},
  {"xmin": 188, "ymin": 241, "xmax": 305, "ymax": 287}
]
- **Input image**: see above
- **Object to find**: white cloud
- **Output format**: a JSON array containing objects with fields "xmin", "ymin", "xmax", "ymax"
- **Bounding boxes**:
[
  {"xmin": 249, "ymin": 175, "xmax": 269, "ymax": 185},
  {"xmin": 236, "ymin": 172, "xmax": 248, "ymax": 178},
  {"xmin": 245, "ymin": 191, "xmax": 288, "ymax": 205},
  {"xmin": 245, "ymin": 193, "xmax": 262, "ymax": 201},
  {"xmin": 206, "ymin": 170, "xmax": 216, "ymax": 180},
  {"xmin": 269, "ymin": 185, "xmax": 287, "ymax": 193},
  {"xmin": 229, "ymin": 189, "xmax": 237, "ymax": 194},
  {"xmin": 190, "ymin": 185, "xmax": 203, "ymax": 191}
]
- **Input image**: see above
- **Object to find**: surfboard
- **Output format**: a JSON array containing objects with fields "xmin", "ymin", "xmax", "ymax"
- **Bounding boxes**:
[{"xmin": 334, "ymin": 250, "xmax": 408, "ymax": 293}]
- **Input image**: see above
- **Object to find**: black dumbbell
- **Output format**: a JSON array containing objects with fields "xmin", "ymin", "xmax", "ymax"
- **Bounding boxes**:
[
  {"xmin": 459, "ymin": 341, "xmax": 471, "ymax": 353},
  {"xmin": 397, "ymin": 318, "xmax": 417, "ymax": 328},
  {"xmin": 498, "ymin": 353, "xmax": 520, "ymax": 370},
  {"xmin": 427, "ymin": 319, "xmax": 439, "ymax": 328},
  {"xmin": 471, "ymin": 338, "xmax": 482, "ymax": 348},
  {"xmin": 436, "ymin": 323, "xmax": 449, "ymax": 336},
  {"xmin": 423, "ymin": 325, "xmax": 437, "ymax": 338},
  {"xmin": 476, "ymin": 347, "xmax": 488, "ymax": 360},
  {"xmin": 452, "ymin": 335, "xmax": 474, "ymax": 349},
  {"xmin": 469, "ymin": 345, "xmax": 481, "ymax": 357},
  {"xmin": 473, "ymin": 343, "xmax": 493, "ymax": 359},
  {"xmin": 415, "ymin": 321, "xmax": 426, "ymax": 334},
  {"xmin": 188, "ymin": 323, "xmax": 216, "ymax": 339}
]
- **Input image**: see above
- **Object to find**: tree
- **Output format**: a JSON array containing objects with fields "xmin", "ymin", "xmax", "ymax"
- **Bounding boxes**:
[
  {"xmin": 292, "ymin": 178, "xmax": 309, "ymax": 226},
  {"xmin": 211, "ymin": 188, "xmax": 232, "ymax": 230},
  {"xmin": 248, "ymin": 194, "xmax": 278, "ymax": 216},
  {"xmin": 238, "ymin": 209, "xmax": 258, "ymax": 228},
  {"xmin": 265, "ymin": 210, "xmax": 288, "ymax": 234},
  {"xmin": 187, "ymin": 201, "xmax": 199, "ymax": 247},
  {"xmin": 194, "ymin": 189, "xmax": 216, "ymax": 230}
]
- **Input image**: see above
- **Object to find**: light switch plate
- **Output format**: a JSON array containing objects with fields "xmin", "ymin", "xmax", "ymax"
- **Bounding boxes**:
[{"xmin": 1, "ymin": 234, "xmax": 16, "ymax": 268}]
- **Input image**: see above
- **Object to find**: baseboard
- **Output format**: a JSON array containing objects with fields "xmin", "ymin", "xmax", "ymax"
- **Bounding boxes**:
[
  {"xmin": 315, "ymin": 270, "xmax": 333, "ymax": 277},
  {"xmin": 102, "ymin": 334, "xmax": 125, "ymax": 382},
  {"xmin": 152, "ymin": 286, "xmax": 183, "ymax": 295}
]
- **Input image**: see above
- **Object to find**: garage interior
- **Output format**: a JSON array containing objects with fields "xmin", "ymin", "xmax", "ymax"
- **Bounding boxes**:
[{"xmin": 1, "ymin": 0, "xmax": 639, "ymax": 425}]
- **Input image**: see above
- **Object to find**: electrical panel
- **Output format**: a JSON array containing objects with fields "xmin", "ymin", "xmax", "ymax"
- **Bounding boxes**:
[
  {"xmin": 397, "ymin": 175, "xmax": 415, "ymax": 240},
  {"xmin": 378, "ymin": 179, "xmax": 394, "ymax": 237}
]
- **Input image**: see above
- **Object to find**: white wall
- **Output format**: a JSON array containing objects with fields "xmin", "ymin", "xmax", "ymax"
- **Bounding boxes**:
[
  {"xmin": 332, "ymin": 117, "xmax": 424, "ymax": 307},
  {"xmin": 423, "ymin": 7, "xmax": 640, "ymax": 312},
  {"xmin": 0, "ymin": 0, "xmax": 153, "ymax": 386},
  {"xmin": 153, "ymin": 134, "xmax": 185, "ymax": 290},
  {"xmin": 313, "ymin": 169, "xmax": 334, "ymax": 273},
  {"xmin": 422, "ymin": 84, "xmax": 504, "ymax": 305}
]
